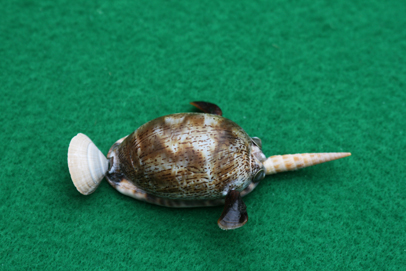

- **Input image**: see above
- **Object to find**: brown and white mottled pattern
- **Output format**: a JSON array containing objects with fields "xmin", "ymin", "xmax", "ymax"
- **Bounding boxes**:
[
  {"xmin": 106, "ymin": 113, "xmax": 264, "ymax": 201},
  {"xmin": 108, "ymin": 178, "xmax": 225, "ymax": 208},
  {"xmin": 105, "ymin": 174, "xmax": 261, "ymax": 208}
]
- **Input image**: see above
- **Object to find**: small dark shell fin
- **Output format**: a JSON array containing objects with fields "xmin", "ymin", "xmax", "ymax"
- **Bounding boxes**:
[
  {"xmin": 217, "ymin": 190, "xmax": 248, "ymax": 230},
  {"xmin": 190, "ymin": 101, "xmax": 222, "ymax": 116},
  {"xmin": 251, "ymin": 137, "xmax": 262, "ymax": 149}
]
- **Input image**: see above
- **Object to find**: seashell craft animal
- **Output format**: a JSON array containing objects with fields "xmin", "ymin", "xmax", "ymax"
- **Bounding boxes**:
[{"xmin": 68, "ymin": 102, "xmax": 351, "ymax": 230}]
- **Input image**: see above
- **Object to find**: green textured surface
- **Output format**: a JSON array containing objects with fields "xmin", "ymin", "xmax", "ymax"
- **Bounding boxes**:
[{"xmin": 1, "ymin": 0, "xmax": 405, "ymax": 269}]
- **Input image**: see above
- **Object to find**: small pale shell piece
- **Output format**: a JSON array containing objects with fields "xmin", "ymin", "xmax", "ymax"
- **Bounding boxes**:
[
  {"xmin": 68, "ymin": 133, "xmax": 108, "ymax": 195},
  {"xmin": 264, "ymin": 152, "xmax": 351, "ymax": 175}
]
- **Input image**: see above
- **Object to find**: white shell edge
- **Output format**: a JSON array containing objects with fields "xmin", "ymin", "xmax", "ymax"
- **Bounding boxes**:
[{"xmin": 67, "ymin": 133, "xmax": 108, "ymax": 195}]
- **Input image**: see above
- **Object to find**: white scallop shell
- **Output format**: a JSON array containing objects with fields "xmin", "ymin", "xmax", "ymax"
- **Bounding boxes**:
[{"xmin": 68, "ymin": 133, "xmax": 108, "ymax": 195}]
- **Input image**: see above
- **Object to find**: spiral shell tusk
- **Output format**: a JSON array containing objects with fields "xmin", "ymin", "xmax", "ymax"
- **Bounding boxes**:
[
  {"xmin": 67, "ymin": 133, "xmax": 108, "ymax": 195},
  {"xmin": 264, "ymin": 152, "xmax": 351, "ymax": 175}
]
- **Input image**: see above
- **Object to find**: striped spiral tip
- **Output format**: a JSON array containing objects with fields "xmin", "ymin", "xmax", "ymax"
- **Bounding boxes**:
[{"xmin": 264, "ymin": 152, "xmax": 351, "ymax": 175}]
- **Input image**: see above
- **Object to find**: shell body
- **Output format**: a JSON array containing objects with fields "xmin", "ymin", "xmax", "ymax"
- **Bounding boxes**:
[
  {"xmin": 67, "ymin": 101, "xmax": 351, "ymax": 229},
  {"xmin": 106, "ymin": 113, "xmax": 265, "ymax": 200}
]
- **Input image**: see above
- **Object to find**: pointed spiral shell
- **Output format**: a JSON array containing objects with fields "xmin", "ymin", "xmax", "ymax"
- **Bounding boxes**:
[
  {"xmin": 67, "ymin": 133, "xmax": 108, "ymax": 195},
  {"xmin": 264, "ymin": 152, "xmax": 351, "ymax": 175}
]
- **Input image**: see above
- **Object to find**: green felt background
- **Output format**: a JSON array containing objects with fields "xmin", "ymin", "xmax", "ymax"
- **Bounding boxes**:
[{"xmin": 1, "ymin": 0, "xmax": 405, "ymax": 270}]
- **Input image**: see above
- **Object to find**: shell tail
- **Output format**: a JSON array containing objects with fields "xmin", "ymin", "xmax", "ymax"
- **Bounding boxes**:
[
  {"xmin": 68, "ymin": 133, "xmax": 109, "ymax": 195},
  {"xmin": 263, "ymin": 152, "xmax": 351, "ymax": 175}
]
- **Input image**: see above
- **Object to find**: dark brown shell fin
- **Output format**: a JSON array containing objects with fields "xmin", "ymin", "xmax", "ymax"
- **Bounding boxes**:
[
  {"xmin": 190, "ymin": 101, "xmax": 222, "ymax": 116},
  {"xmin": 217, "ymin": 190, "xmax": 248, "ymax": 230}
]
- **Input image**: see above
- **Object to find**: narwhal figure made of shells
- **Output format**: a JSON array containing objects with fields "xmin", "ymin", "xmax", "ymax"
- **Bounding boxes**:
[{"xmin": 68, "ymin": 102, "xmax": 351, "ymax": 230}]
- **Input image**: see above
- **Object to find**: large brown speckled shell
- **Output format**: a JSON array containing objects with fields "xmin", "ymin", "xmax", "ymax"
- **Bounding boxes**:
[{"xmin": 106, "ymin": 113, "xmax": 259, "ymax": 200}]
